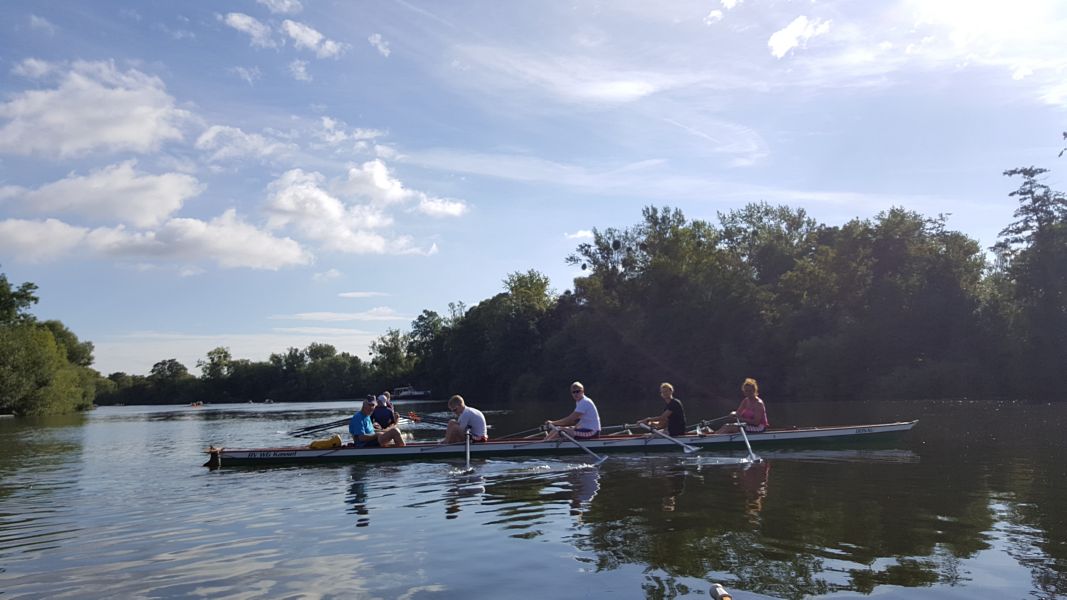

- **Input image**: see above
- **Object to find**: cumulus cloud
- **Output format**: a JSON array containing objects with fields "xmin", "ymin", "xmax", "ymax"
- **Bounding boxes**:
[
  {"xmin": 417, "ymin": 197, "xmax": 468, "ymax": 217},
  {"xmin": 265, "ymin": 168, "xmax": 395, "ymax": 253},
  {"xmin": 196, "ymin": 125, "xmax": 292, "ymax": 162},
  {"xmin": 282, "ymin": 20, "xmax": 345, "ymax": 58},
  {"xmin": 703, "ymin": 10, "xmax": 724, "ymax": 25},
  {"xmin": 368, "ymin": 33, "xmax": 391, "ymax": 57},
  {"xmin": 0, "ymin": 60, "xmax": 189, "ymax": 158},
  {"xmin": 12, "ymin": 58, "xmax": 54, "ymax": 78},
  {"xmin": 223, "ymin": 13, "xmax": 276, "ymax": 47},
  {"xmin": 0, "ymin": 218, "xmax": 87, "ymax": 261},
  {"xmin": 257, "ymin": 0, "xmax": 303, "ymax": 14},
  {"xmin": 565, "ymin": 230, "xmax": 594, "ymax": 240},
  {"xmin": 9, "ymin": 161, "xmax": 202, "ymax": 227},
  {"xmin": 0, "ymin": 211, "xmax": 310, "ymax": 269},
  {"xmin": 768, "ymin": 16, "xmax": 832, "ymax": 59},
  {"xmin": 289, "ymin": 59, "xmax": 311, "ymax": 81},
  {"xmin": 89, "ymin": 209, "xmax": 311, "ymax": 269}
]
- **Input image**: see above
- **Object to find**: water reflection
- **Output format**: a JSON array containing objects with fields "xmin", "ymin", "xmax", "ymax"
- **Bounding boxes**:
[{"xmin": 346, "ymin": 465, "xmax": 371, "ymax": 527}]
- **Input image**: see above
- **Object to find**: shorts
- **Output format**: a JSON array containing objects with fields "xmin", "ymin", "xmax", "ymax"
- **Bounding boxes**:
[
  {"xmin": 573, "ymin": 428, "xmax": 600, "ymax": 439},
  {"xmin": 744, "ymin": 424, "xmax": 766, "ymax": 433},
  {"xmin": 355, "ymin": 438, "xmax": 380, "ymax": 448}
]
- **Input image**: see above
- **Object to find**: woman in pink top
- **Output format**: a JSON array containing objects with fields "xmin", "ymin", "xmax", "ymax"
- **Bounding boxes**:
[{"xmin": 715, "ymin": 378, "xmax": 769, "ymax": 434}]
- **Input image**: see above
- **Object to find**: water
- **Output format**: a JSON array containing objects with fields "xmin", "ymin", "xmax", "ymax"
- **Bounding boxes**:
[{"xmin": 1, "ymin": 399, "xmax": 1065, "ymax": 599}]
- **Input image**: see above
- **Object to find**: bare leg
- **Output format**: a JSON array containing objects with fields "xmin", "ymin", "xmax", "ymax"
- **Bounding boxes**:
[{"xmin": 443, "ymin": 422, "xmax": 464, "ymax": 444}]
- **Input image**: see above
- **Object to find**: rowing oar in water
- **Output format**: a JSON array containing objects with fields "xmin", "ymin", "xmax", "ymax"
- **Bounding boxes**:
[
  {"xmin": 637, "ymin": 423, "xmax": 699, "ymax": 453},
  {"xmin": 734, "ymin": 417, "xmax": 762, "ymax": 464},
  {"xmin": 547, "ymin": 424, "xmax": 607, "ymax": 466},
  {"xmin": 288, "ymin": 417, "xmax": 350, "ymax": 437}
]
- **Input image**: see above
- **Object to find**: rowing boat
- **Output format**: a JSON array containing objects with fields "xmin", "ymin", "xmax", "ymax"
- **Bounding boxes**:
[{"xmin": 203, "ymin": 420, "xmax": 917, "ymax": 467}]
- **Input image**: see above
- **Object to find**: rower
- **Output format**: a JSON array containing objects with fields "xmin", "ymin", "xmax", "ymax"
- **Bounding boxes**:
[
  {"xmin": 544, "ymin": 381, "xmax": 601, "ymax": 441},
  {"xmin": 443, "ymin": 395, "xmax": 488, "ymax": 444},
  {"xmin": 349, "ymin": 397, "xmax": 405, "ymax": 448},
  {"xmin": 637, "ymin": 382, "xmax": 687, "ymax": 436}
]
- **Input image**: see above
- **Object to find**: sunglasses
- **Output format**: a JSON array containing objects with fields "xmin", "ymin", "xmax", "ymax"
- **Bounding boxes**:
[{"xmin": 571, "ymin": 389, "xmax": 583, "ymax": 394}]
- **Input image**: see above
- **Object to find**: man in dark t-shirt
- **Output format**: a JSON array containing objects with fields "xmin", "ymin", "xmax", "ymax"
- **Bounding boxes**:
[{"xmin": 638, "ymin": 382, "xmax": 687, "ymax": 436}]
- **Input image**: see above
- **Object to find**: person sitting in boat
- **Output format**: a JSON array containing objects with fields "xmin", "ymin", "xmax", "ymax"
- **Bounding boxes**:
[
  {"xmin": 638, "ymin": 382, "xmax": 687, "ymax": 436},
  {"xmin": 715, "ymin": 378, "xmax": 768, "ymax": 434},
  {"xmin": 349, "ymin": 397, "xmax": 405, "ymax": 448},
  {"xmin": 544, "ymin": 381, "xmax": 601, "ymax": 440},
  {"xmin": 443, "ymin": 394, "xmax": 488, "ymax": 444},
  {"xmin": 371, "ymin": 394, "xmax": 399, "ymax": 430}
]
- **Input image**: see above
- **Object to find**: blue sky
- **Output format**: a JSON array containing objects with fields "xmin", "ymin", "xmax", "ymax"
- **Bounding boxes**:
[{"xmin": 1, "ymin": 0, "xmax": 1064, "ymax": 376}]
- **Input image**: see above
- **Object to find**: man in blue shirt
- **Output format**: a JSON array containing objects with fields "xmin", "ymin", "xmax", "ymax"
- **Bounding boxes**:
[{"xmin": 350, "ymin": 397, "xmax": 405, "ymax": 448}]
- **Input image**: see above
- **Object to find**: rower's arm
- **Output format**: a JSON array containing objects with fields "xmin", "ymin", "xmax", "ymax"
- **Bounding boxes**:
[{"xmin": 548, "ymin": 410, "xmax": 581, "ymax": 427}]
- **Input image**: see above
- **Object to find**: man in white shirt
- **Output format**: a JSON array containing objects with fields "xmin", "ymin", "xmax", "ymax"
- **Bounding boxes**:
[
  {"xmin": 544, "ymin": 381, "xmax": 601, "ymax": 440},
  {"xmin": 443, "ymin": 394, "xmax": 488, "ymax": 443}
]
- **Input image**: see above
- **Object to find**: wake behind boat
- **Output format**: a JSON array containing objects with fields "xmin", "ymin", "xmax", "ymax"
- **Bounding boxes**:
[{"xmin": 204, "ymin": 419, "xmax": 917, "ymax": 468}]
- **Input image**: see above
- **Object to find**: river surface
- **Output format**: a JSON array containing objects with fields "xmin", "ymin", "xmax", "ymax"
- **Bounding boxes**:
[{"xmin": 1, "ymin": 399, "xmax": 1064, "ymax": 599}]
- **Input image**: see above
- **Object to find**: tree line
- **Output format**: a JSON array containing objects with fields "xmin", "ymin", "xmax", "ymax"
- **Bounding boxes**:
[{"xmin": 4, "ymin": 160, "xmax": 1065, "ymax": 414}]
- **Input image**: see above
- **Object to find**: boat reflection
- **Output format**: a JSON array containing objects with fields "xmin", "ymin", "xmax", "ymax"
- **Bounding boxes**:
[{"xmin": 346, "ymin": 466, "xmax": 371, "ymax": 527}]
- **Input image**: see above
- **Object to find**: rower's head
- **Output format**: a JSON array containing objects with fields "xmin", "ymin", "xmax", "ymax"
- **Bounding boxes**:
[
  {"xmin": 742, "ymin": 378, "xmax": 759, "ymax": 397},
  {"xmin": 448, "ymin": 395, "xmax": 466, "ymax": 415},
  {"xmin": 660, "ymin": 382, "xmax": 674, "ymax": 400},
  {"xmin": 362, "ymin": 397, "xmax": 377, "ymax": 414},
  {"xmin": 570, "ymin": 381, "xmax": 585, "ymax": 400}
]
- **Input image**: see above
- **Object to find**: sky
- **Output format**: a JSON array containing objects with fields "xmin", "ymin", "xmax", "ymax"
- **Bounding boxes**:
[{"xmin": 1, "ymin": 0, "xmax": 1065, "ymax": 376}]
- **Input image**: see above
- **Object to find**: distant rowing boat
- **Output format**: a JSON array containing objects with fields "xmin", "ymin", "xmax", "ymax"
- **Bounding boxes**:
[{"xmin": 204, "ymin": 420, "xmax": 917, "ymax": 468}]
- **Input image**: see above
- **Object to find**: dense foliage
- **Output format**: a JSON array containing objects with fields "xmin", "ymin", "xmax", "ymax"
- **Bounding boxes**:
[
  {"xmin": 10, "ymin": 161, "xmax": 1067, "ymax": 410},
  {"xmin": 0, "ymin": 271, "xmax": 100, "ymax": 415}
]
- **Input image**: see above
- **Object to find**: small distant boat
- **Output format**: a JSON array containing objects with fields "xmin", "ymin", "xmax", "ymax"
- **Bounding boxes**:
[
  {"xmin": 392, "ymin": 386, "xmax": 432, "ymax": 399},
  {"xmin": 204, "ymin": 420, "xmax": 918, "ymax": 467}
]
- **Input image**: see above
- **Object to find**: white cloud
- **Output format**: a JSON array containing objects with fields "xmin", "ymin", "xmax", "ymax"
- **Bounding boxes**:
[
  {"xmin": 455, "ymin": 46, "xmax": 693, "ymax": 104},
  {"xmin": 289, "ymin": 59, "xmax": 312, "ymax": 81},
  {"xmin": 230, "ymin": 66, "xmax": 261, "ymax": 85},
  {"xmin": 565, "ymin": 230, "xmax": 594, "ymax": 240},
  {"xmin": 271, "ymin": 307, "xmax": 407, "ymax": 321},
  {"xmin": 265, "ymin": 168, "xmax": 395, "ymax": 253},
  {"xmin": 12, "ymin": 58, "xmax": 54, "ymax": 78},
  {"xmin": 703, "ymin": 10, "xmax": 724, "ymax": 25},
  {"xmin": 721, "ymin": 0, "xmax": 741, "ymax": 10},
  {"xmin": 417, "ymin": 197, "xmax": 468, "ymax": 217},
  {"xmin": 29, "ymin": 15, "xmax": 56, "ymax": 35},
  {"xmin": 368, "ymin": 33, "xmax": 391, "ymax": 57},
  {"xmin": 0, "ymin": 60, "xmax": 189, "ymax": 158},
  {"xmin": 769, "ymin": 16, "xmax": 832, "ymax": 59},
  {"xmin": 12, "ymin": 160, "xmax": 202, "ymax": 227},
  {"xmin": 340, "ymin": 160, "xmax": 417, "ymax": 205},
  {"xmin": 89, "ymin": 209, "xmax": 312, "ymax": 269},
  {"xmin": 223, "ymin": 13, "xmax": 276, "ymax": 48},
  {"xmin": 313, "ymin": 268, "xmax": 342, "ymax": 282},
  {"xmin": 196, "ymin": 125, "xmax": 292, "ymax": 162},
  {"xmin": 338, "ymin": 291, "xmax": 389, "ymax": 298},
  {"xmin": 0, "ymin": 218, "xmax": 87, "ymax": 261},
  {"xmin": 282, "ymin": 20, "xmax": 345, "ymax": 58},
  {"xmin": 257, "ymin": 0, "xmax": 303, "ymax": 14}
]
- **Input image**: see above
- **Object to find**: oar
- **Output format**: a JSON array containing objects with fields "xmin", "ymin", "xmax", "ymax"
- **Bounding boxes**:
[
  {"xmin": 464, "ymin": 430, "xmax": 472, "ymax": 471},
  {"xmin": 638, "ymin": 423, "xmax": 699, "ymax": 453},
  {"xmin": 734, "ymin": 419, "xmax": 761, "ymax": 463},
  {"xmin": 288, "ymin": 417, "xmax": 351, "ymax": 437},
  {"xmin": 548, "ymin": 424, "xmax": 607, "ymax": 466},
  {"xmin": 407, "ymin": 411, "xmax": 452, "ymax": 427},
  {"xmin": 689, "ymin": 414, "xmax": 736, "ymax": 434},
  {"xmin": 496, "ymin": 425, "xmax": 545, "ymax": 440}
]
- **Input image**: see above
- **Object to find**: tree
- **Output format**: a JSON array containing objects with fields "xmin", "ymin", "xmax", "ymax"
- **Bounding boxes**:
[
  {"xmin": 42, "ymin": 320, "xmax": 95, "ymax": 367},
  {"xmin": 197, "ymin": 346, "xmax": 233, "ymax": 380},
  {"xmin": 150, "ymin": 359, "xmax": 189, "ymax": 382},
  {"xmin": 0, "ymin": 270, "xmax": 39, "ymax": 325}
]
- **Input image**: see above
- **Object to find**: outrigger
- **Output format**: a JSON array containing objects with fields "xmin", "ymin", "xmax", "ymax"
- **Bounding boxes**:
[{"xmin": 203, "ymin": 419, "xmax": 917, "ymax": 468}]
